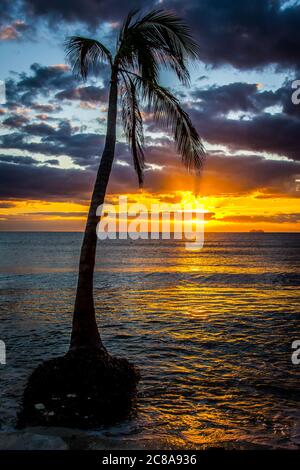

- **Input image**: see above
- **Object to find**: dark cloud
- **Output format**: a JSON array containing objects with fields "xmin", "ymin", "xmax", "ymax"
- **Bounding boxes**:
[
  {"xmin": 191, "ymin": 82, "xmax": 280, "ymax": 116},
  {"xmin": 4, "ymin": 63, "xmax": 77, "ymax": 108},
  {"xmin": 142, "ymin": 78, "xmax": 300, "ymax": 163},
  {"xmin": 0, "ymin": 118, "xmax": 107, "ymax": 167},
  {"xmin": 0, "ymin": 20, "xmax": 30, "ymax": 41},
  {"xmin": 106, "ymin": 145, "xmax": 300, "ymax": 197},
  {"xmin": 202, "ymin": 152, "xmax": 300, "ymax": 195},
  {"xmin": 17, "ymin": 63, "xmax": 74, "ymax": 91},
  {"xmin": 3, "ymin": 114, "xmax": 29, "ymax": 128},
  {"xmin": 189, "ymin": 109, "xmax": 300, "ymax": 161},
  {"xmin": 182, "ymin": 78, "xmax": 300, "ymax": 162},
  {"xmin": 0, "ymin": 142, "xmax": 299, "ymax": 202},
  {"xmin": 0, "ymin": 155, "xmax": 38, "ymax": 165},
  {"xmin": 3, "ymin": 0, "xmax": 299, "ymax": 71},
  {"xmin": 1, "ymin": 0, "xmax": 299, "ymax": 78},
  {"xmin": 1, "ymin": 0, "xmax": 299, "ymax": 207},
  {"xmin": 2, "ymin": 58, "xmax": 300, "ymax": 201},
  {"xmin": 166, "ymin": 0, "xmax": 300, "ymax": 70},
  {"xmin": 55, "ymin": 85, "xmax": 107, "ymax": 103},
  {"xmin": 18, "ymin": 0, "xmax": 149, "ymax": 26},
  {"xmin": 0, "ymin": 161, "xmax": 94, "ymax": 200},
  {"xmin": 27, "ymin": 211, "xmax": 87, "ymax": 217},
  {"xmin": 0, "ymin": 155, "xmax": 59, "ymax": 166},
  {"xmin": 190, "ymin": 79, "xmax": 300, "ymax": 118},
  {"xmin": 0, "ymin": 202, "xmax": 16, "ymax": 208},
  {"xmin": 0, "ymin": 0, "xmax": 15, "ymax": 26},
  {"xmin": 23, "ymin": 122, "xmax": 57, "ymax": 136},
  {"xmin": 218, "ymin": 213, "xmax": 300, "ymax": 224},
  {"xmin": 31, "ymin": 103, "xmax": 62, "ymax": 113},
  {"xmin": 45, "ymin": 159, "xmax": 59, "ymax": 165}
]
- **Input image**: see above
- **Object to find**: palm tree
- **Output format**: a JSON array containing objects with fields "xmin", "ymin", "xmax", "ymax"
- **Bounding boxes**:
[{"xmin": 65, "ymin": 9, "xmax": 205, "ymax": 351}]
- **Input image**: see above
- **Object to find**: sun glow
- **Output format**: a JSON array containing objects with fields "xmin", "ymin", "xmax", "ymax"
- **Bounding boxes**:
[{"xmin": 0, "ymin": 190, "xmax": 299, "ymax": 232}]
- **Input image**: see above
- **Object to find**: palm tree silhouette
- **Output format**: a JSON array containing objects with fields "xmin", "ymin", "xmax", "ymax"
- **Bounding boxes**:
[{"xmin": 65, "ymin": 9, "xmax": 205, "ymax": 350}]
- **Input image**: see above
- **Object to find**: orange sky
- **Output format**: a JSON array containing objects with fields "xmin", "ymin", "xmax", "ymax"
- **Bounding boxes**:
[
  {"xmin": 0, "ymin": 190, "xmax": 299, "ymax": 232},
  {"xmin": 1, "ymin": 2, "xmax": 300, "ymax": 234}
]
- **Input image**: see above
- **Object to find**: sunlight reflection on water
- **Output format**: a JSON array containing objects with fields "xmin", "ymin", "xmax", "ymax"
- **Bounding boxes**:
[{"xmin": 0, "ymin": 233, "xmax": 299, "ymax": 449}]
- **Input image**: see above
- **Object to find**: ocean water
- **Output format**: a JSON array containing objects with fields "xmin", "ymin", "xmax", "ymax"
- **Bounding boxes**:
[{"xmin": 0, "ymin": 232, "xmax": 299, "ymax": 449}]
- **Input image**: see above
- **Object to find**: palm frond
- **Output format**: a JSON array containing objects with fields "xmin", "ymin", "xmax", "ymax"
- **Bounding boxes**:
[
  {"xmin": 120, "ymin": 74, "xmax": 145, "ymax": 185},
  {"xmin": 124, "ymin": 71, "xmax": 205, "ymax": 171},
  {"xmin": 118, "ymin": 9, "xmax": 139, "ymax": 44},
  {"xmin": 65, "ymin": 36, "xmax": 112, "ymax": 80},
  {"xmin": 132, "ymin": 9, "xmax": 199, "ymax": 59},
  {"xmin": 65, "ymin": 10, "xmax": 204, "ymax": 185},
  {"xmin": 119, "ymin": 34, "xmax": 160, "ymax": 83},
  {"xmin": 117, "ymin": 9, "xmax": 199, "ymax": 85}
]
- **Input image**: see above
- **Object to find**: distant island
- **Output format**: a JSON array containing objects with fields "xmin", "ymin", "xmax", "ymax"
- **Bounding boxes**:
[{"xmin": 249, "ymin": 229, "xmax": 265, "ymax": 233}]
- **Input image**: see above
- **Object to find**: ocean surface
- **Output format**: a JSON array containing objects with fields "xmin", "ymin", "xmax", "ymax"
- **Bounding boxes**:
[{"xmin": 0, "ymin": 232, "xmax": 299, "ymax": 449}]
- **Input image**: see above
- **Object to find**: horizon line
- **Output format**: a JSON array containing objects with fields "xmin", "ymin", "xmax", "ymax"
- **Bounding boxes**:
[{"xmin": 0, "ymin": 230, "xmax": 299, "ymax": 234}]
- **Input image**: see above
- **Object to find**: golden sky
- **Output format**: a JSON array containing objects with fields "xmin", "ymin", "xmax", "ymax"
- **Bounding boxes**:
[
  {"xmin": 1, "ymin": 2, "xmax": 300, "ymax": 233},
  {"xmin": 1, "ymin": 189, "xmax": 299, "ymax": 232}
]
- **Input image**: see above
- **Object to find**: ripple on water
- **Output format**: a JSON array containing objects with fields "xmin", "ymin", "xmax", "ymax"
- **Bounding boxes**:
[{"xmin": 0, "ymin": 233, "xmax": 299, "ymax": 449}]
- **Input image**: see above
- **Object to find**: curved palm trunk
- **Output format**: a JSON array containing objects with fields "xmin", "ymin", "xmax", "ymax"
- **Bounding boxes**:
[{"xmin": 70, "ymin": 69, "xmax": 118, "ymax": 350}]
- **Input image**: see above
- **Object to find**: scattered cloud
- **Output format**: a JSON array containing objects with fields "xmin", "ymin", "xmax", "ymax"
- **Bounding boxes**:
[{"xmin": 0, "ymin": 20, "xmax": 29, "ymax": 41}]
